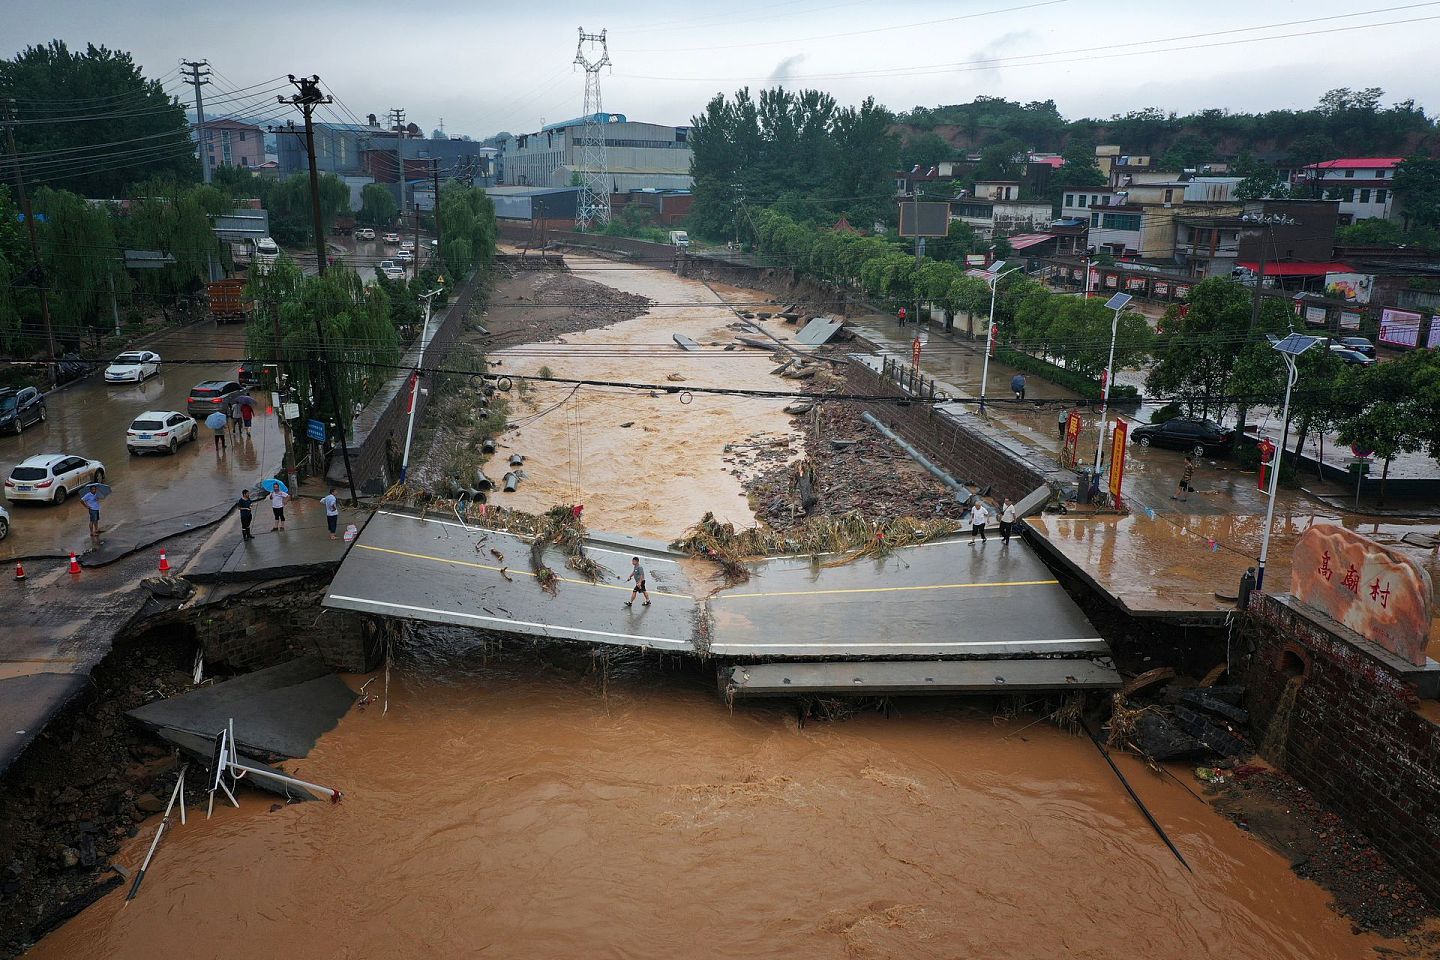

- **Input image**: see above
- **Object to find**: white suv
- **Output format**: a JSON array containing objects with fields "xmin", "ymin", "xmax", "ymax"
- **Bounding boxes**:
[
  {"xmin": 356, "ymin": 227, "xmax": 376, "ymax": 241},
  {"xmin": 5, "ymin": 454, "xmax": 106, "ymax": 504},
  {"xmin": 127, "ymin": 410, "xmax": 199, "ymax": 455}
]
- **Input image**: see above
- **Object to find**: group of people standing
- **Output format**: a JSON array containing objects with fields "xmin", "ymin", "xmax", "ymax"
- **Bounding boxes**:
[
  {"xmin": 234, "ymin": 485, "xmax": 342, "ymax": 542},
  {"xmin": 964, "ymin": 497, "xmax": 1019, "ymax": 545},
  {"xmin": 212, "ymin": 399, "xmax": 254, "ymax": 454}
]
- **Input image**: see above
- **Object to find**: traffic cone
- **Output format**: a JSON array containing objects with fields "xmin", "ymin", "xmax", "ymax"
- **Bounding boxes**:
[
  {"xmin": 158, "ymin": 549, "xmax": 171, "ymax": 574},
  {"xmin": 14, "ymin": 561, "xmax": 25, "ymax": 581},
  {"xmin": 68, "ymin": 553, "xmax": 80, "ymax": 575}
]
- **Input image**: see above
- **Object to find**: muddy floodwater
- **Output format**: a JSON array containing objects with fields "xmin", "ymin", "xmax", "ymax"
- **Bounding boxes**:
[{"xmin": 30, "ymin": 642, "xmax": 1394, "ymax": 960}]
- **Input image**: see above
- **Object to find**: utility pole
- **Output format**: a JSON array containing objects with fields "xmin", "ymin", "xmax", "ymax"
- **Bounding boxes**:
[
  {"xmin": 911, "ymin": 189, "xmax": 922, "ymax": 327},
  {"xmin": 389, "ymin": 108, "xmax": 406, "ymax": 214},
  {"xmin": 268, "ymin": 288, "xmax": 299, "ymax": 490},
  {"xmin": 279, "ymin": 74, "xmax": 358, "ymax": 504},
  {"xmin": 181, "ymin": 60, "xmax": 213, "ymax": 184},
  {"xmin": 431, "ymin": 158, "xmax": 442, "ymax": 266},
  {"xmin": 412, "ymin": 206, "xmax": 421, "ymax": 280},
  {"xmin": 2, "ymin": 99, "xmax": 57, "ymax": 386}
]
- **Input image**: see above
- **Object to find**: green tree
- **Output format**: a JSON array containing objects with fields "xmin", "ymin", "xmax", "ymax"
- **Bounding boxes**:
[
  {"xmin": 974, "ymin": 138, "xmax": 1025, "ymax": 183},
  {"xmin": 359, "ymin": 183, "xmax": 399, "ymax": 227},
  {"xmin": 900, "ymin": 132, "xmax": 954, "ymax": 170},
  {"xmin": 1334, "ymin": 356, "xmax": 1429, "ymax": 506},
  {"xmin": 121, "ymin": 180, "xmax": 227, "ymax": 318},
  {"xmin": 436, "ymin": 185, "xmax": 497, "ymax": 280},
  {"xmin": 1394, "ymin": 156, "xmax": 1440, "ymax": 235},
  {"xmin": 1335, "ymin": 218, "xmax": 1408, "ymax": 246},
  {"xmin": 0, "ymin": 41, "xmax": 196, "ymax": 197},
  {"xmin": 0, "ymin": 186, "xmax": 29, "ymax": 353},
  {"xmin": 33, "ymin": 187, "xmax": 126, "ymax": 348}
]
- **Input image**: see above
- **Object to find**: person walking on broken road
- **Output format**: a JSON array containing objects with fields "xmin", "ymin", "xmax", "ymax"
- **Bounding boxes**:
[
  {"xmin": 624, "ymin": 556, "xmax": 651, "ymax": 608},
  {"xmin": 269, "ymin": 485, "xmax": 291, "ymax": 531},
  {"xmin": 969, "ymin": 500, "xmax": 991, "ymax": 544},
  {"xmin": 999, "ymin": 498, "xmax": 1017, "ymax": 545},
  {"xmin": 321, "ymin": 487, "xmax": 340, "ymax": 540}
]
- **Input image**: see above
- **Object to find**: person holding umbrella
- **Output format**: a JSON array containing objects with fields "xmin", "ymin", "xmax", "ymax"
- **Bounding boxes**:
[
  {"xmin": 81, "ymin": 482, "xmax": 109, "ymax": 539},
  {"xmin": 238, "ymin": 395, "xmax": 255, "ymax": 437},
  {"xmin": 206, "ymin": 411, "xmax": 229, "ymax": 453},
  {"xmin": 261, "ymin": 478, "xmax": 290, "ymax": 531},
  {"xmin": 228, "ymin": 399, "xmax": 244, "ymax": 438}
]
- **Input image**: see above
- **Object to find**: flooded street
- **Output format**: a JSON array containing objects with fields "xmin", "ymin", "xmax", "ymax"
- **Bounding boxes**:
[
  {"xmin": 27, "ymin": 645, "xmax": 1394, "ymax": 960},
  {"xmin": 494, "ymin": 256, "xmax": 803, "ymax": 538}
]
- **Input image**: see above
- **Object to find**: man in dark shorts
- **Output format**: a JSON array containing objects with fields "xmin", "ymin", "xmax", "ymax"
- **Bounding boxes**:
[
  {"xmin": 238, "ymin": 489, "xmax": 254, "ymax": 541},
  {"xmin": 623, "ymin": 556, "xmax": 651, "ymax": 608},
  {"xmin": 269, "ymin": 485, "xmax": 290, "ymax": 531}
]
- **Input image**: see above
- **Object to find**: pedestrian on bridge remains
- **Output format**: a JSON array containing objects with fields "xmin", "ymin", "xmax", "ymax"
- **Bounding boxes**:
[
  {"xmin": 1173, "ymin": 455, "xmax": 1195, "ymax": 503},
  {"xmin": 322, "ymin": 487, "xmax": 340, "ymax": 540},
  {"xmin": 624, "ymin": 556, "xmax": 651, "ymax": 608},
  {"xmin": 897, "ymin": 305, "xmax": 907, "ymax": 326},
  {"xmin": 1057, "ymin": 406, "xmax": 1069, "ymax": 440},
  {"xmin": 969, "ymin": 500, "xmax": 990, "ymax": 544},
  {"xmin": 269, "ymin": 485, "xmax": 291, "ymax": 531},
  {"xmin": 228, "ymin": 399, "xmax": 244, "ymax": 437},
  {"xmin": 999, "ymin": 498, "xmax": 1017, "ymax": 545},
  {"xmin": 81, "ymin": 485, "xmax": 102, "ymax": 539},
  {"xmin": 240, "ymin": 401, "xmax": 253, "ymax": 437},
  {"xmin": 1011, "ymin": 374, "xmax": 1026, "ymax": 401},
  {"xmin": 237, "ymin": 489, "xmax": 254, "ymax": 542}
]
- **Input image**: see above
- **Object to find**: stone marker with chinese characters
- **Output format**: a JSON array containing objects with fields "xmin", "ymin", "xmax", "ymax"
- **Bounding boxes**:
[{"xmin": 1290, "ymin": 524, "xmax": 1434, "ymax": 667}]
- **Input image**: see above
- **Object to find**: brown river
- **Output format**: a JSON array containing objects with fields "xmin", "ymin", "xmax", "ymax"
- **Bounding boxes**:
[{"xmin": 30, "ymin": 640, "xmax": 1387, "ymax": 960}]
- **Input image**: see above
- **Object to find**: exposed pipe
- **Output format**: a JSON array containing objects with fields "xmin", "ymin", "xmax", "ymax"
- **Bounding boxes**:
[{"xmin": 860, "ymin": 412, "xmax": 967, "ymax": 501}]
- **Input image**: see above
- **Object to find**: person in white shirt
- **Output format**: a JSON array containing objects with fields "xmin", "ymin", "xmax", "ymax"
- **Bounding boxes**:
[
  {"xmin": 321, "ymin": 487, "xmax": 340, "ymax": 540},
  {"xmin": 999, "ymin": 498, "xmax": 1018, "ymax": 545},
  {"xmin": 269, "ymin": 486, "xmax": 290, "ymax": 531},
  {"xmin": 969, "ymin": 501, "xmax": 990, "ymax": 544}
]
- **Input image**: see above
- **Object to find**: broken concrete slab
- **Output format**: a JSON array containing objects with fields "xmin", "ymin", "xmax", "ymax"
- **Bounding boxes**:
[
  {"xmin": 127, "ymin": 657, "xmax": 355, "ymax": 759},
  {"xmin": 672, "ymin": 333, "xmax": 700, "ymax": 351},
  {"xmin": 795, "ymin": 317, "xmax": 844, "ymax": 346}
]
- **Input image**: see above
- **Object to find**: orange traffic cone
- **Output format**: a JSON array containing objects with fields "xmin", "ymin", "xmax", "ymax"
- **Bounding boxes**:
[
  {"xmin": 158, "ymin": 549, "xmax": 170, "ymax": 574},
  {"xmin": 68, "ymin": 553, "xmax": 80, "ymax": 575},
  {"xmin": 14, "ymin": 561, "xmax": 25, "ymax": 581}
]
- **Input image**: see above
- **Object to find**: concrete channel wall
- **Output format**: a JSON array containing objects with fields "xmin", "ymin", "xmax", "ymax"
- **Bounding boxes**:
[
  {"xmin": 1245, "ymin": 593, "xmax": 1440, "ymax": 904},
  {"xmin": 845, "ymin": 357, "xmax": 1071, "ymax": 505},
  {"xmin": 326, "ymin": 267, "xmax": 487, "ymax": 493}
]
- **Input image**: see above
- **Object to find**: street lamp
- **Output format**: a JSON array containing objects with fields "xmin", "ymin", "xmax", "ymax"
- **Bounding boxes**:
[
  {"xmin": 1094, "ymin": 292, "xmax": 1133, "ymax": 471},
  {"xmin": 1256, "ymin": 332, "xmax": 1321, "ymax": 591},
  {"xmin": 978, "ymin": 261, "xmax": 1023, "ymax": 410},
  {"xmin": 398, "ymin": 285, "xmax": 446, "ymax": 484}
]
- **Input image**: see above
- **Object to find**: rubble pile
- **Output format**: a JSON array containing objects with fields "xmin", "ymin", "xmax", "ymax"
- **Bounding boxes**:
[{"xmin": 739, "ymin": 403, "xmax": 970, "ymax": 530}]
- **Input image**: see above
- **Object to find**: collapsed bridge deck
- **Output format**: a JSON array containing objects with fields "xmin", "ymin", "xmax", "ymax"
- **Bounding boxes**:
[{"xmin": 324, "ymin": 509, "xmax": 1120, "ymax": 692}]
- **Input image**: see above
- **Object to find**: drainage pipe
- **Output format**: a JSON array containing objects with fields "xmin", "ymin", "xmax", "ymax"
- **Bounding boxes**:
[{"xmin": 860, "ymin": 411, "xmax": 967, "ymax": 501}]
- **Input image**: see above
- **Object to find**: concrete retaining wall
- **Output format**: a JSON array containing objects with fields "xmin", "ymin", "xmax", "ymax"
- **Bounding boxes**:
[
  {"xmin": 192, "ymin": 578, "xmax": 387, "ymax": 673},
  {"xmin": 326, "ymin": 267, "xmax": 488, "ymax": 493},
  {"xmin": 845, "ymin": 357, "xmax": 1069, "ymax": 505},
  {"xmin": 1244, "ymin": 593, "xmax": 1440, "ymax": 904}
]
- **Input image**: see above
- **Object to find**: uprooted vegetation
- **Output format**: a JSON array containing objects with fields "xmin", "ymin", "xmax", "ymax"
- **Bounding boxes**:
[{"xmin": 405, "ymin": 342, "xmax": 509, "ymax": 495}]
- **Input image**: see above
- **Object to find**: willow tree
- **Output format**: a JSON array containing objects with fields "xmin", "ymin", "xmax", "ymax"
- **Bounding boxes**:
[{"xmin": 34, "ymin": 187, "xmax": 126, "ymax": 349}]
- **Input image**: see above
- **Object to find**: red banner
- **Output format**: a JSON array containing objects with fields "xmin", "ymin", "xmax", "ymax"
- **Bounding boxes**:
[
  {"xmin": 1062, "ymin": 410, "xmax": 1083, "ymax": 468},
  {"xmin": 1108, "ymin": 419, "xmax": 1128, "ymax": 503}
]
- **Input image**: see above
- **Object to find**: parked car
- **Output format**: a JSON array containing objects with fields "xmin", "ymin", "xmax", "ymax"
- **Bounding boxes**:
[
  {"xmin": 238, "ymin": 359, "xmax": 263, "ymax": 386},
  {"xmin": 0, "ymin": 503, "xmax": 9, "ymax": 540},
  {"xmin": 185, "ymin": 379, "xmax": 247, "ymax": 417},
  {"xmin": 104, "ymin": 350, "xmax": 162, "ymax": 383},
  {"xmin": 255, "ymin": 237, "xmax": 279, "ymax": 257},
  {"xmin": 5, "ymin": 454, "xmax": 105, "ymax": 504},
  {"xmin": 1331, "ymin": 348, "xmax": 1376, "ymax": 366},
  {"xmin": 1333, "ymin": 337, "xmax": 1376, "ymax": 358},
  {"xmin": 1130, "ymin": 417, "xmax": 1235, "ymax": 456},
  {"xmin": 398, "ymin": 239, "xmax": 414, "ymax": 252},
  {"xmin": 127, "ymin": 410, "xmax": 199, "ymax": 455},
  {"xmin": 0, "ymin": 387, "xmax": 46, "ymax": 435},
  {"xmin": 376, "ymin": 260, "xmax": 405, "ymax": 281},
  {"xmin": 356, "ymin": 227, "xmax": 376, "ymax": 241},
  {"xmin": 382, "ymin": 233, "xmax": 401, "ymax": 244}
]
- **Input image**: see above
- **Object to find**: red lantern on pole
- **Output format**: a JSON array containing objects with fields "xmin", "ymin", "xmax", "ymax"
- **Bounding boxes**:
[{"xmin": 1257, "ymin": 438, "xmax": 1277, "ymax": 491}]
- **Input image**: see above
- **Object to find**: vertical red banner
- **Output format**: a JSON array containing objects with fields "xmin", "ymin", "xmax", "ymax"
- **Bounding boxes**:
[
  {"xmin": 1108, "ymin": 419, "xmax": 1128, "ymax": 503},
  {"xmin": 1063, "ymin": 411, "xmax": 1083, "ymax": 468}
]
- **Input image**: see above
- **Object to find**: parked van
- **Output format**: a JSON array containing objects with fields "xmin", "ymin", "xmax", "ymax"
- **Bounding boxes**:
[{"xmin": 668, "ymin": 230, "xmax": 690, "ymax": 248}]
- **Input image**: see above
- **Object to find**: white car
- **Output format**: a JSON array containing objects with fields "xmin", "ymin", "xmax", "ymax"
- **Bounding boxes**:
[
  {"xmin": 382, "ymin": 233, "xmax": 401, "ymax": 244},
  {"xmin": 398, "ymin": 240, "xmax": 414, "ymax": 252},
  {"xmin": 377, "ymin": 260, "xmax": 405, "ymax": 281},
  {"xmin": 5, "ymin": 454, "xmax": 105, "ymax": 505},
  {"xmin": 126, "ymin": 410, "xmax": 199, "ymax": 455},
  {"xmin": 394, "ymin": 249, "xmax": 413, "ymax": 265},
  {"xmin": 0, "ymin": 503, "xmax": 9, "ymax": 540},
  {"xmin": 104, "ymin": 350, "xmax": 161, "ymax": 383},
  {"xmin": 356, "ymin": 227, "xmax": 376, "ymax": 241},
  {"xmin": 255, "ymin": 237, "xmax": 279, "ymax": 257}
]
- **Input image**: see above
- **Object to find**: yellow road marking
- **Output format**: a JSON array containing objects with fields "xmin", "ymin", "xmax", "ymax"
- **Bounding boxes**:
[
  {"xmin": 355, "ymin": 543, "xmax": 691, "ymax": 599},
  {"xmin": 711, "ymin": 579, "xmax": 1059, "ymax": 600}
]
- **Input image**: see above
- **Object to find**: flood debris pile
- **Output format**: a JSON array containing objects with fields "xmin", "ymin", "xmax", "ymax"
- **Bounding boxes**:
[
  {"xmin": 670, "ymin": 510, "xmax": 966, "ymax": 584},
  {"xmin": 741, "ymin": 404, "xmax": 971, "ymax": 530}
]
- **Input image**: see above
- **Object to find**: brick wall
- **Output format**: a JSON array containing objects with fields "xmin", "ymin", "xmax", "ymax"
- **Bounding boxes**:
[
  {"xmin": 1244, "ymin": 593, "xmax": 1440, "ymax": 903},
  {"xmin": 192, "ymin": 578, "xmax": 389, "ymax": 673},
  {"xmin": 846, "ymin": 358, "xmax": 1068, "ymax": 505},
  {"xmin": 327, "ymin": 266, "xmax": 488, "ymax": 492}
]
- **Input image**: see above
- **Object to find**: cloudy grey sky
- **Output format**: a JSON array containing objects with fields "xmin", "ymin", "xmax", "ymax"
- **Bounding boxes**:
[{"xmin": 12, "ymin": 0, "xmax": 1440, "ymax": 137}]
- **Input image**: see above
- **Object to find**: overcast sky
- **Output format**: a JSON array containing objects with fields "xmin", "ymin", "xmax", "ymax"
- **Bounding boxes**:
[{"xmin": 13, "ymin": 0, "xmax": 1440, "ymax": 138}]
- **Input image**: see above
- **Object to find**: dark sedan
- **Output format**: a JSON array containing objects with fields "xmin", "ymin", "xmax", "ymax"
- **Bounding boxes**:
[
  {"xmin": 1334, "ymin": 336, "xmax": 1375, "ymax": 358},
  {"xmin": 1130, "ymin": 417, "xmax": 1234, "ymax": 456},
  {"xmin": 0, "ymin": 387, "xmax": 46, "ymax": 435}
]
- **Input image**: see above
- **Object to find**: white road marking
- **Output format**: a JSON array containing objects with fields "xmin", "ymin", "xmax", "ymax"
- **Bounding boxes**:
[
  {"xmin": 711, "ymin": 638, "xmax": 1106, "ymax": 651},
  {"xmin": 373, "ymin": 510, "xmax": 681, "ymax": 564},
  {"xmin": 326, "ymin": 594, "xmax": 693, "ymax": 649}
]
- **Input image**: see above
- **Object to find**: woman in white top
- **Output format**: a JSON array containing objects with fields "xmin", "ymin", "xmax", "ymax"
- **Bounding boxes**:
[
  {"xmin": 999, "ymin": 499, "xmax": 1017, "ymax": 545},
  {"xmin": 269, "ymin": 487, "xmax": 290, "ymax": 531}
]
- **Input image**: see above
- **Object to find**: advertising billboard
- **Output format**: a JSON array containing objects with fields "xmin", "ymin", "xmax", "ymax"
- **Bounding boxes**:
[{"xmin": 1379, "ymin": 308, "xmax": 1422, "ymax": 348}]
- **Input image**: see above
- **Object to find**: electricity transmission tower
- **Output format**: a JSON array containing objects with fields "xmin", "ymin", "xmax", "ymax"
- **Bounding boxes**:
[{"xmin": 573, "ymin": 28, "xmax": 611, "ymax": 230}]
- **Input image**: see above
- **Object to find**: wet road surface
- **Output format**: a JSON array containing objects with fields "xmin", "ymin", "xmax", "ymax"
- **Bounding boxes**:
[{"xmin": 0, "ymin": 319, "xmax": 283, "ymax": 561}]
